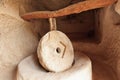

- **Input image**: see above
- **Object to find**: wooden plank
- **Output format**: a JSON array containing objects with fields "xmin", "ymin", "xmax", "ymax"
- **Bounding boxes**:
[{"xmin": 21, "ymin": 0, "xmax": 117, "ymax": 20}]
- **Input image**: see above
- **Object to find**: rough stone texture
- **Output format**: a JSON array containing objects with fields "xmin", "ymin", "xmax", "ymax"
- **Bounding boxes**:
[
  {"xmin": 40, "ymin": 0, "xmax": 72, "ymax": 10},
  {"xmin": 115, "ymin": 0, "xmax": 120, "ymax": 15},
  {"xmin": 0, "ymin": 0, "xmax": 39, "ymax": 80},
  {"xmin": 0, "ymin": 0, "xmax": 120, "ymax": 80},
  {"xmin": 37, "ymin": 31, "xmax": 74, "ymax": 72},
  {"xmin": 72, "ymin": 5, "xmax": 120, "ymax": 80},
  {"xmin": 17, "ymin": 53, "xmax": 92, "ymax": 80}
]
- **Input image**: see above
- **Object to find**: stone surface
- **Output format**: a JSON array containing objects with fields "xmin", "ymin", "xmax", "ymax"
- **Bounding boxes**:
[
  {"xmin": 72, "ymin": 5, "xmax": 120, "ymax": 80},
  {"xmin": 0, "ymin": 0, "xmax": 39, "ymax": 80},
  {"xmin": 37, "ymin": 31, "xmax": 74, "ymax": 72},
  {"xmin": 115, "ymin": 0, "xmax": 120, "ymax": 15},
  {"xmin": 17, "ymin": 53, "xmax": 92, "ymax": 80},
  {"xmin": 0, "ymin": 0, "xmax": 120, "ymax": 80},
  {"xmin": 40, "ymin": 0, "xmax": 72, "ymax": 10},
  {"xmin": 0, "ymin": 14, "xmax": 39, "ymax": 80}
]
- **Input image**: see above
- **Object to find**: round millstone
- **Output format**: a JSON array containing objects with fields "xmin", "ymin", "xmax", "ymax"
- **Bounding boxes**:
[{"xmin": 37, "ymin": 30, "xmax": 74, "ymax": 72}]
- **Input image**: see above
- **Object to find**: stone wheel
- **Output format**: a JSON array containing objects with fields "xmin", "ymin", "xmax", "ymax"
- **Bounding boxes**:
[{"xmin": 37, "ymin": 30, "xmax": 74, "ymax": 72}]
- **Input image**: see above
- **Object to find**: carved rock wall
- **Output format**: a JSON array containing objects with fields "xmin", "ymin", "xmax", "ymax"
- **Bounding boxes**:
[
  {"xmin": 73, "ymin": 5, "xmax": 120, "ymax": 80},
  {"xmin": 0, "ymin": 0, "xmax": 120, "ymax": 80},
  {"xmin": 0, "ymin": 0, "xmax": 39, "ymax": 80}
]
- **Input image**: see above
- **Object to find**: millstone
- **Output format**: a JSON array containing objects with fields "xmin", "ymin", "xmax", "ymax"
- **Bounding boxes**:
[{"xmin": 37, "ymin": 30, "xmax": 74, "ymax": 72}]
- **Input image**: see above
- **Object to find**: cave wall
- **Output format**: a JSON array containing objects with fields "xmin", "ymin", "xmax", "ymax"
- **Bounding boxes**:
[
  {"xmin": 0, "ymin": 0, "xmax": 120, "ymax": 80},
  {"xmin": 0, "ymin": 0, "xmax": 39, "ymax": 80},
  {"xmin": 73, "ymin": 5, "xmax": 120, "ymax": 80}
]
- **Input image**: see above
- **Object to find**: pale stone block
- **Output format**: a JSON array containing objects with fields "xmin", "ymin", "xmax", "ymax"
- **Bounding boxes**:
[{"xmin": 17, "ymin": 53, "xmax": 92, "ymax": 80}]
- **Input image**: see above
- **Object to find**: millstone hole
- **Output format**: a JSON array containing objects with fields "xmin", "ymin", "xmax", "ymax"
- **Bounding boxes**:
[{"xmin": 56, "ymin": 47, "xmax": 61, "ymax": 54}]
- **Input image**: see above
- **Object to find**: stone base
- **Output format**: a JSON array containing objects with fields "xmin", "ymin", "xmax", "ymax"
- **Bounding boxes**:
[{"xmin": 17, "ymin": 53, "xmax": 92, "ymax": 80}]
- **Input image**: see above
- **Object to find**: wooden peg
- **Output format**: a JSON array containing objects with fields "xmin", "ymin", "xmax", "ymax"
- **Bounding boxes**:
[{"xmin": 49, "ymin": 18, "xmax": 57, "ymax": 31}]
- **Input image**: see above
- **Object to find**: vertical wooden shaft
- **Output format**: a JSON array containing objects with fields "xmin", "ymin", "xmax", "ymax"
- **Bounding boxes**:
[{"xmin": 49, "ymin": 18, "xmax": 57, "ymax": 31}]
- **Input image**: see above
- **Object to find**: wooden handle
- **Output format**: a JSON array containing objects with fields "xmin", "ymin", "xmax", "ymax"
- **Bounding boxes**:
[
  {"xmin": 21, "ymin": 0, "xmax": 117, "ymax": 20},
  {"xmin": 49, "ymin": 18, "xmax": 57, "ymax": 31}
]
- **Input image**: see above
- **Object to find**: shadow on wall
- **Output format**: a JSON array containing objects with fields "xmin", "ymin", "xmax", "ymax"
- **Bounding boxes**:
[{"xmin": 0, "ymin": 0, "xmax": 120, "ymax": 80}]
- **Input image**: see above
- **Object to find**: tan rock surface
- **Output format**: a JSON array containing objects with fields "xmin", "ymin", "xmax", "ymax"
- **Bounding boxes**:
[
  {"xmin": 72, "ymin": 5, "xmax": 120, "ymax": 80},
  {"xmin": 40, "ymin": 0, "xmax": 72, "ymax": 10},
  {"xmin": 0, "ymin": 0, "xmax": 39, "ymax": 80},
  {"xmin": 0, "ymin": 0, "xmax": 120, "ymax": 80},
  {"xmin": 17, "ymin": 53, "xmax": 92, "ymax": 80},
  {"xmin": 37, "ymin": 31, "xmax": 74, "ymax": 72},
  {"xmin": 115, "ymin": 0, "xmax": 120, "ymax": 15}
]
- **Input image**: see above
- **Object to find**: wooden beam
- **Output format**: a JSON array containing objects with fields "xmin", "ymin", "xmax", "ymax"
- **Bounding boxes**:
[{"xmin": 21, "ymin": 0, "xmax": 117, "ymax": 20}]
